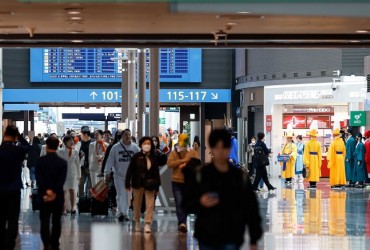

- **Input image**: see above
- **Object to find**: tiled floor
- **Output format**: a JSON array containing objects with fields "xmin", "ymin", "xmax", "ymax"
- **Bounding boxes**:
[{"xmin": 14, "ymin": 178, "xmax": 370, "ymax": 250}]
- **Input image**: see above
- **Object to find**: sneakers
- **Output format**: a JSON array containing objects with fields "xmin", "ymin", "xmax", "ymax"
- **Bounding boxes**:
[
  {"xmin": 135, "ymin": 222, "xmax": 142, "ymax": 232},
  {"xmin": 144, "ymin": 223, "xmax": 151, "ymax": 234},
  {"xmin": 178, "ymin": 223, "xmax": 188, "ymax": 233}
]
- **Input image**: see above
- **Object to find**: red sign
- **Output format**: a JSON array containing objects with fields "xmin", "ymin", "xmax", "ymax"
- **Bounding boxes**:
[
  {"xmin": 282, "ymin": 115, "xmax": 306, "ymax": 129},
  {"xmin": 307, "ymin": 115, "xmax": 331, "ymax": 129},
  {"xmin": 266, "ymin": 115, "xmax": 272, "ymax": 132}
]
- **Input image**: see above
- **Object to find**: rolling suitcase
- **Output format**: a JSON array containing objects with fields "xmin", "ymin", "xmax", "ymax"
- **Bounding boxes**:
[
  {"xmin": 91, "ymin": 197, "xmax": 109, "ymax": 217},
  {"xmin": 31, "ymin": 189, "xmax": 40, "ymax": 212},
  {"xmin": 78, "ymin": 196, "xmax": 91, "ymax": 214}
]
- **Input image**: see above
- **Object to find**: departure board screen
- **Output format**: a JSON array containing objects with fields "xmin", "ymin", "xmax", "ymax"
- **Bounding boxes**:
[{"xmin": 30, "ymin": 48, "xmax": 202, "ymax": 82}]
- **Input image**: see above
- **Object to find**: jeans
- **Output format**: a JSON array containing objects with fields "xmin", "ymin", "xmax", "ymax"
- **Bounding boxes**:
[
  {"xmin": 40, "ymin": 203, "xmax": 63, "ymax": 249},
  {"xmin": 0, "ymin": 191, "xmax": 21, "ymax": 250},
  {"xmin": 78, "ymin": 167, "xmax": 91, "ymax": 197},
  {"xmin": 172, "ymin": 182, "xmax": 187, "ymax": 225},
  {"xmin": 29, "ymin": 166, "xmax": 36, "ymax": 181},
  {"xmin": 199, "ymin": 243, "xmax": 240, "ymax": 250}
]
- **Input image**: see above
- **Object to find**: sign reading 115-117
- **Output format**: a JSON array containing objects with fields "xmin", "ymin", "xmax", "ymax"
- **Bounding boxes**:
[{"xmin": 30, "ymin": 48, "xmax": 202, "ymax": 83}]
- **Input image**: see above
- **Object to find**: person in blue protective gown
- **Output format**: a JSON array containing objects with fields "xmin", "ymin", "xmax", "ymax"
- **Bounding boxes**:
[
  {"xmin": 295, "ymin": 135, "xmax": 304, "ymax": 183},
  {"xmin": 345, "ymin": 129, "xmax": 356, "ymax": 187},
  {"xmin": 353, "ymin": 133, "xmax": 368, "ymax": 188}
]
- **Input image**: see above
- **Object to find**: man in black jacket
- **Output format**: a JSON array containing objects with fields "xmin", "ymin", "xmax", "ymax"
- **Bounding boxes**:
[
  {"xmin": 252, "ymin": 132, "xmax": 276, "ymax": 192},
  {"xmin": 36, "ymin": 137, "xmax": 67, "ymax": 250},
  {"xmin": 194, "ymin": 129, "xmax": 262, "ymax": 250},
  {"xmin": 0, "ymin": 125, "xmax": 30, "ymax": 250}
]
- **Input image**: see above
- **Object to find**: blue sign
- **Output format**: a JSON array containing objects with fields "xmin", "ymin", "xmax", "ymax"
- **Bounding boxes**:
[
  {"xmin": 30, "ymin": 48, "xmax": 202, "ymax": 83},
  {"xmin": 4, "ymin": 104, "xmax": 40, "ymax": 111},
  {"xmin": 3, "ymin": 89, "xmax": 231, "ymax": 103}
]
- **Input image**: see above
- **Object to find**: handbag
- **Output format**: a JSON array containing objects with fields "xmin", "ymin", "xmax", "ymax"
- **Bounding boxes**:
[
  {"xmin": 302, "ymin": 167, "xmax": 309, "ymax": 178},
  {"xmin": 90, "ymin": 180, "xmax": 109, "ymax": 202}
]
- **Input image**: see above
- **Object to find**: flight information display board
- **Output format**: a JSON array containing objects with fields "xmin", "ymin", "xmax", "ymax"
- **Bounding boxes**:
[{"xmin": 30, "ymin": 48, "xmax": 202, "ymax": 83}]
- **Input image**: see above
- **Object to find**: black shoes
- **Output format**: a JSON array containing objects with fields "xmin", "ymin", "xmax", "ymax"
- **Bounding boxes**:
[{"xmin": 268, "ymin": 186, "xmax": 277, "ymax": 191}]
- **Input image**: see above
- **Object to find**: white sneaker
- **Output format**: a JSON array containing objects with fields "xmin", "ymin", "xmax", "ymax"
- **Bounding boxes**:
[
  {"xmin": 144, "ymin": 223, "xmax": 151, "ymax": 234},
  {"xmin": 135, "ymin": 222, "xmax": 141, "ymax": 232}
]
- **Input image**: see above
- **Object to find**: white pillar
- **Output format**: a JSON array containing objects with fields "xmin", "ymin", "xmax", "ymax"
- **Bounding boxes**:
[
  {"xmin": 0, "ymin": 48, "xmax": 3, "ymax": 142},
  {"xmin": 137, "ymin": 49, "xmax": 146, "ymax": 139},
  {"xmin": 128, "ymin": 50, "xmax": 136, "ymax": 131},
  {"xmin": 149, "ymin": 48, "xmax": 160, "ymax": 136},
  {"xmin": 121, "ymin": 58, "xmax": 129, "ymax": 126}
]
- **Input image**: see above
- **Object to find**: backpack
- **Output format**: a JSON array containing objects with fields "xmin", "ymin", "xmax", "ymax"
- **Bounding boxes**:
[{"xmin": 254, "ymin": 146, "xmax": 268, "ymax": 167}]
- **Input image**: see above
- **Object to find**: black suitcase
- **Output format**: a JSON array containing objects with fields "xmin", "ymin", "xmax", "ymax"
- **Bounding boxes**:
[
  {"xmin": 31, "ymin": 189, "xmax": 40, "ymax": 212},
  {"xmin": 91, "ymin": 198, "xmax": 109, "ymax": 217},
  {"xmin": 78, "ymin": 196, "xmax": 91, "ymax": 214}
]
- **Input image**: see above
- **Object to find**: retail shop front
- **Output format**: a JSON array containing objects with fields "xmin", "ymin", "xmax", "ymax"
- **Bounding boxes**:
[{"xmin": 264, "ymin": 76, "xmax": 366, "ymax": 178}]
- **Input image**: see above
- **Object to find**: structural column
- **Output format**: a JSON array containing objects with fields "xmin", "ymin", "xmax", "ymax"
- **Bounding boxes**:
[
  {"xmin": 128, "ymin": 50, "xmax": 136, "ymax": 135},
  {"xmin": 137, "ymin": 49, "xmax": 146, "ymax": 138},
  {"xmin": 30, "ymin": 111, "xmax": 35, "ymax": 132},
  {"xmin": 23, "ymin": 111, "xmax": 29, "ymax": 136},
  {"xmin": 149, "ymin": 48, "xmax": 159, "ymax": 136},
  {"xmin": 121, "ymin": 57, "xmax": 129, "ymax": 126}
]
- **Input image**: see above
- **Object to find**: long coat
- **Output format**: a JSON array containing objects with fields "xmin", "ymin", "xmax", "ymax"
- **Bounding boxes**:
[
  {"xmin": 281, "ymin": 142, "xmax": 297, "ymax": 179},
  {"xmin": 364, "ymin": 139, "xmax": 370, "ymax": 175},
  {"xmin": 327, "ymin": 137, "xmax": 346, "ymax": 186},
  {"xmin": 345, "ymin": 136, "xmax": 356, "ymax": 181},
  {"xmin": 353, "ymin": 141, "xmax": 367, "ymax": 182},
  {"xmin": 303, "ymin": 139, "xmax": 322, "ymax": 182},
  {"xmin": 295, "ymin": 142, "xmax": 304, "ymax": 174}
]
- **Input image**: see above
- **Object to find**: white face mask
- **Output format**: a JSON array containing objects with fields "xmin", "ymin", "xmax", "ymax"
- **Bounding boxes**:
[
  {"xmin": 142, "ymin": 145, "xmax": 151, "ymax": 152},
  {"xmin": 251, "ymin": 140, "xmax": 256, "ymax": 144}
]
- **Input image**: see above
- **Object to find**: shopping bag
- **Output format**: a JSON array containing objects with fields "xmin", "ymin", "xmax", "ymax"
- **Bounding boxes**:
[{"xmin": 90, "ymin": 180, "xmax": 109, "ymax": 202}]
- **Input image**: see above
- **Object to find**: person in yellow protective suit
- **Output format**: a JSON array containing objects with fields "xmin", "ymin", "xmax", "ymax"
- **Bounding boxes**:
[
  {"xmin": 327, "ymin": 129, "xmax": 346, "ymax": 189},
  {"xmin": 303, "ymin": 129, "xmax": 322, "ymax": 190},
  {"xmin": 281, "ymin": 132, "xmax": 297, "ymax": 186}
]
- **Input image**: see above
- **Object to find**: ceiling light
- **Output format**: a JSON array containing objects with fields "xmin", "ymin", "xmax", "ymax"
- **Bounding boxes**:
[
  {"xmin": 68, "ymin": 11, "xmax": 81, "ymax": 15},
  {"xmin": 68, "ymin": 29, "xmax": 83, "ymax": 34},
  {"xmin": 69, "ymin": 16, "xmax": 82, "ymax": 20},
  {"xmin": 349, "ymin": 40, "xmax": 360, "ymax": 43},
  {"xmin": 356, "ymin": 30, "xmax": 369, "ymax": 33},
  {"xmin": 71, "ymin": 40, "xmax": 83, "ymax": 43},
  {"xmin": 237, "ymin": 11, "xmax": 251, "ymax": 14},
  {"xmin": 226, "ymin": 22, "xmax": 238, "ymax": 26}
]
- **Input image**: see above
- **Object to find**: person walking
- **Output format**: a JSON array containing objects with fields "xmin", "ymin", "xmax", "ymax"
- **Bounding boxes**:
[
  {"xmin": 27, "ymin": 136, "xmax": 42, "ymax": 188},
  {"xmin": 36, "ymin": 136, "xmax": 67, "ymax": 250},
  {"xmin": 295, "ymin": 135, "xmax": 305, "ymax": 183},
  {"xmin": 247, "ymin": 137, "xmax": 256, "ymax": 176},
  {"xmin": 193, "ymin": 129, "xmax": 263, "ymax": 250},
  {"xmin": 252, "ymin": 132, "xmax": 276, "ymax": 192},
  {"xmin": 353, "ymin": 133, "xmax": 367, "ymax": 188},
  {"xmin": 280, "ymin": 132, "xmax": 297, "ymax": 185},
  {"xmin": 303, "ymin": 126, "xmax": 322, "ymax": 190},
  {"xmin": 89, "ymin": 130, "xmax": 109, "ymax": 187},
  {"xmin": 327, "ymin": 128, "xmax": 346, "ymax": 189},
  {"xmin": 345, "ymin": 129, "xmax": 356, "ymax": 187},
  {"xmin": 79, "ymin": 126, "xmax": 92, "ymax": 197},
  {"xmin": 58, "ymin": 135, "xmax": 81, "ymax": 215},
  {"xmin": 0, "ymin": 125, "xmax": 30, "ymax": 250},
  {"xmin": 104, "ymin": 129, "xmax": 140, "ymax": 222},
  {"xmin": 167, "ymin": 133, "xmax": 199, "ymax": 233},
  {"xmin": 125, "ymin": 137, "xmax": 161, "ymax": 233}
]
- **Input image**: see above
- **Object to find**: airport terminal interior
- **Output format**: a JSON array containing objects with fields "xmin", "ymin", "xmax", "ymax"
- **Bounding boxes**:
[{"xmin": 2, "ymin": 1, "xmax": 370, "ymax": 250}]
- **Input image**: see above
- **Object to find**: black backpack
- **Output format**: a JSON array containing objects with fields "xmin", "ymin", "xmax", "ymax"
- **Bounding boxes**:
[{"xmin": 254, "ymin": 146, "xmax": 268, "ymax": 167}]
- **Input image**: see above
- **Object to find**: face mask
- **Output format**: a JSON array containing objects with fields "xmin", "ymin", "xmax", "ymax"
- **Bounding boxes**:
[
  {"xmin": 142, "ymin": 145, "xmax": 151, "ymax": 152},
  {"xmin": 251, "ymin": 140, "xmax": 256, "ymax": 144}
]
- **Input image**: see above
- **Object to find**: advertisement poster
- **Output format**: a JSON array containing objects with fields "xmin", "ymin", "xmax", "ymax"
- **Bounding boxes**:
[
  {"xmin": 307, "ymin": 115, "xmax": 331, "ymax": 129},
  {"xmin": 282, "ymin": 115, "xmax": 306, "ymax": 129}
]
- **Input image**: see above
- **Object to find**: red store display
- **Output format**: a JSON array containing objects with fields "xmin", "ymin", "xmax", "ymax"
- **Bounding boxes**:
[{"xmin": 282, "ymin": 115, "xmax": 306, "ymax": 129}]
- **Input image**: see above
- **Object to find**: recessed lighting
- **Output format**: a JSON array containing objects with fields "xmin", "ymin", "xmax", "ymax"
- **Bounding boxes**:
[
  {"xmin": 68, "ymin": 29, "xmax": 84, "ymax": 34},
  {"xmin": 237, "ymin": 11, "xmax": 251, "ymax": 14},
  {"xmin": 356, "ymin": 30, "xmax": 369, "ymax": 33},
  {"xmin": 71, "ymin": 40, "xmax": 83, "ymax": 43},
  {"xmin": 65, "ymin": 8, "xmax": 83, "ymax": 15},
  {"xmin": 349, "ymin": 40, "xmax": 361, "ymax": 43},
  {"xmin": 226, "ymin": 22, "xmax": 238, "ymax": 26},
  {"xmin": 69, "ymin": 16, "xmax": 82, "ymax": 20}
]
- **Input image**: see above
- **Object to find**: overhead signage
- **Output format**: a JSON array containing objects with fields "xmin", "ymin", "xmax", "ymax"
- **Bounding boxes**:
[
  {"xmin": 3, "ymin": 89, "xmax": 231, "ymax": 103},
  {"xmin": 30, "ymin": 48, "xmax": 202, "ymax": 83},
  {"xmin": 4, "ymin": 104, "xmax": 40, "ymax": 111},
  {"xmin": 350, "ymin": 111, "xmax": 366, "ymax": 126},
  {"xmin": 290, "ymin": 107, "xmax": 334, "ymax": 113}
]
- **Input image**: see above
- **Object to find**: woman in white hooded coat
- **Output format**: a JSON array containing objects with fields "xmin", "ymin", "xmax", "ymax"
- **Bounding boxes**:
[{"xmin": 58, "ymin": 135, "xmax": 81, "ymax": 214}]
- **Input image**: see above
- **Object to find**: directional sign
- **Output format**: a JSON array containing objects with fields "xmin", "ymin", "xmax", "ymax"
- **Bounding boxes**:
[{"xmin": 3, "ymin": 89, "xmax": 231, "ymax": 103}]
